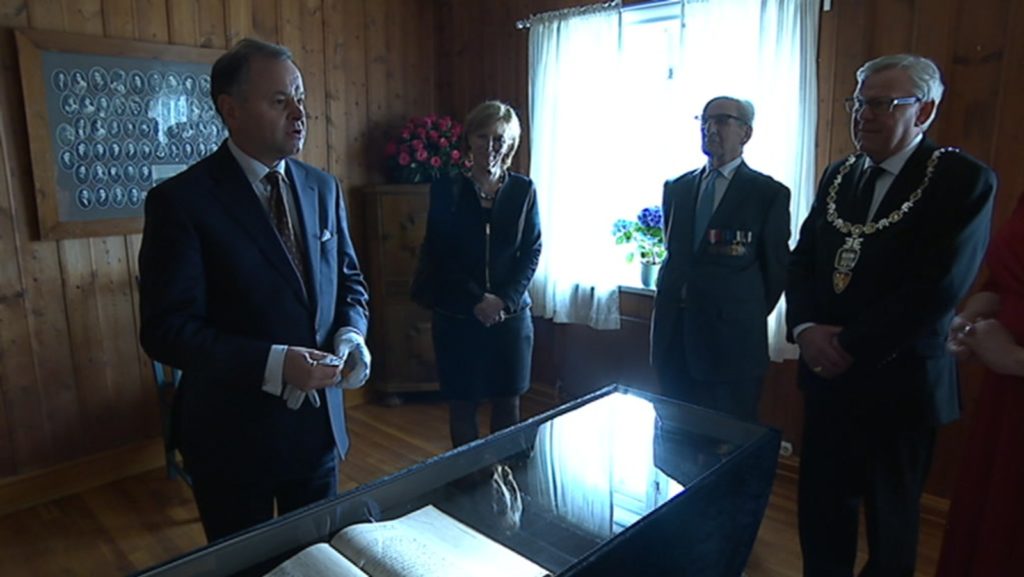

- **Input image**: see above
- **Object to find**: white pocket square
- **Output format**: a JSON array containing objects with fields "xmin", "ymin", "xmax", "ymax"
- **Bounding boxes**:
[{"xmin": 320, "ymin": 229, "xmax": 333, "ymax": 242}]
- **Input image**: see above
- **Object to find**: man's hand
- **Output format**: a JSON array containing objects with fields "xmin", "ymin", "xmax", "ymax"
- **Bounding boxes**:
[
  {"xmin": 796, "ymin": 324, "xmax": 853, "ymax": 379},
  {"xmin": 474, "ymin": 293, "xmax": 506, "ymax": 327},
  {"xmin": 283, "ymin": 346, "xmax": 343, "ymax": 392},
  {"xmin": 335, "ymin": 332, "xmax": 371, "ymax": 389}
]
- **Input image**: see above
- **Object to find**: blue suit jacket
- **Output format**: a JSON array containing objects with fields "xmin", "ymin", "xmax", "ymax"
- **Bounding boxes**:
[
  {"xmin": 652, "ymin": 162, "xmax": 791, "ymax": 381},
  {"xmin": 139, "ymin": 142, "xmax": 369, "ymax": 472}
]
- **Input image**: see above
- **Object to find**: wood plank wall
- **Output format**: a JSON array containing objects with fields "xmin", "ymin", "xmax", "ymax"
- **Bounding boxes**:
[
  {"xmin": 437, "ymin": 0, "xmax": 1024, "ymax": 500},
  {"xmin": 0, "ymin": 0, "xmax": 436, "ymax": 480}
]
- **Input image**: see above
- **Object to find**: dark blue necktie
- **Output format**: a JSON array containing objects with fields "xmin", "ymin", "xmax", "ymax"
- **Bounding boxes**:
[
  {"xmin": 693, "ymin": 169, "xmax": 719, "ymax": 249},
  {"xmin": 853, "ymin": 165, "xmax": 883, "ymax": 223}
]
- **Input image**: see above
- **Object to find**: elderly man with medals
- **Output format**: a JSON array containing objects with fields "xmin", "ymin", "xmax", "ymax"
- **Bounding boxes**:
[{"xmin": 786, "ymin": 54, "xmax": 996, "ymax": 577}]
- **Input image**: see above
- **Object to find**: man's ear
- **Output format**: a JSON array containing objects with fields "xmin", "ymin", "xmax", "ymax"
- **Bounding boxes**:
[
  {"xmin": 741, "ymin": 124, "xmax": 753, "ymax": 146},
  {"xmin": 217, "ymin": 93, "xmax": 236, "ymax": 128},
  {"xmin": 915, "ymin": 100, "xmax": 936, "ymax": 128}
]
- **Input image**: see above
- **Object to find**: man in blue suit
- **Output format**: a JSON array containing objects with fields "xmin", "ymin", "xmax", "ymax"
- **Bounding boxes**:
[
  {"xmin": 139, "ymin": 38, "xmax": 371, "ymax": 543},
  {"xmin": 651, "ymin": 96, "xmax": 791, "ymax": 422}
]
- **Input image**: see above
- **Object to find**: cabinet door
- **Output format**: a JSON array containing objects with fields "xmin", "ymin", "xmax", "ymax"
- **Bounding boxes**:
[{"xmin": 364, "ymin": 186, "xmax": 439, "ymax": 393}]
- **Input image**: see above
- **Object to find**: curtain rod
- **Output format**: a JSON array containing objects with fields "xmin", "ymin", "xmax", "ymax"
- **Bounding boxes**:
[
  {"xmin": 516, "ymin": 0, "xmax": 829, "ymax": 28},
  {"xmin": 515, "ymin": 0, "xmax": 629, "ymax": 30}
]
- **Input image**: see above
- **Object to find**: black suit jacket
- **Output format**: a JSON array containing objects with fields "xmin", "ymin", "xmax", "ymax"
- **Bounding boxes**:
[
  {"xmin": 139, "ymin": 142, "xmax": 369, "ymax": 471},
  {"xmin": 652, "ymin": 162, "xmax": 791, "ymax": 381},
  {"xmin": 786, "ymin": 139, "xmax": 996, "ymax": 427},
  {"xmin": 415, "ymin": 172, "xmax": 542, "ymax": 317}
]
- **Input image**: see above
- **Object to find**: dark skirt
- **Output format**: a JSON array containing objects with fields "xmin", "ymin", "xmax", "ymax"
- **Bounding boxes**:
[{"xmin": 432, "ymin": 308, "xmax": 533, "ymax": 401}]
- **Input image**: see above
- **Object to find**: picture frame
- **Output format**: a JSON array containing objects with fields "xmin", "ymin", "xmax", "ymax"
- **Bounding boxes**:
[{"xmin": 15, "ymin": 29, "xmax": 226, "ymax": 239}]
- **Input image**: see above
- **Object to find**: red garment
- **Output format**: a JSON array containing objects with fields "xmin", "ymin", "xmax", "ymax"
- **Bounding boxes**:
[{"xmin": 937, "ymin": 198, "xmax": 1024, "ymax": 576}]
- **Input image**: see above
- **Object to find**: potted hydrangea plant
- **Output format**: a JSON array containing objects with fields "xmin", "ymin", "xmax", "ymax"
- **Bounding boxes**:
[{"xmin": 612, "ymin": 205, "xmax": 667, "ymax": 288}]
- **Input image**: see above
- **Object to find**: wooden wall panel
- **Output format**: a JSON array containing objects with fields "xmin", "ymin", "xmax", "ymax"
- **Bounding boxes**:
[
  {"xmin": 989, "ymin": 0, "xmax": 1024, "ymax": 226},
  {"xmin": 324, "ymin": 0, "xmax": 369, "ymax": 187},
  {"xmin": 0, "ymin": 0, "xmax": 438, "ymax": 483},
  {"xmin": 0, "ymin": 0, "xmax": 76, "ymax": 475}
]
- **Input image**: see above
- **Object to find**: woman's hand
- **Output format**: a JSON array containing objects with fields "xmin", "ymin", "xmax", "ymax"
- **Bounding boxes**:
[
  {"xmin": 960, "ymin": 318, "xmax": 1024, "ymax": 376},
  {"xmin": 948, "ymin": 292, "xmax": 1001, "ymax": 361},
  {"xmin": 474, "ymin": 293, "xmax": 506, "ymax": 327},
  {"xmin": 947, "ymin": 315, "xmax": 975, "ymax": 361}
]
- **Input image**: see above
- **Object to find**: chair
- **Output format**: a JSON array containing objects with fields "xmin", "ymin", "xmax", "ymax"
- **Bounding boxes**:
[{"xmin": 151, "ymin": 359, "xmax": 191, "ymax": 486}]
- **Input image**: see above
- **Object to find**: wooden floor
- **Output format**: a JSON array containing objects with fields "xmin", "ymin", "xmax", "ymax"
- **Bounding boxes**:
[{"xmin": 0, "ymin": 389, "xmax": 944, "ymax": 576}]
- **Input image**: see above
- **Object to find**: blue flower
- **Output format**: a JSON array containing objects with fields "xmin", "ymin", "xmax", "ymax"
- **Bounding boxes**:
[
  {"xmin": 611, "ymin": 205, "xmax": 667, "ymax": 265},
  {"xmin": 637, "ymin": 206, "xmax": 663, "ymax": 229}
]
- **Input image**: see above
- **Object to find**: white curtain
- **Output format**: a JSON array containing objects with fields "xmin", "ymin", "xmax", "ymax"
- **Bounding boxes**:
[
  {"xmin": 765, "ymin": 0, "xmax": 820, "ymax": 360},
  {"xmin": 527, "ymin": 2, "xmax": 627, "ymax": 329},
  {"xmin": 527, "ymin": 0, "xmax": 819, "ymax": 355}
]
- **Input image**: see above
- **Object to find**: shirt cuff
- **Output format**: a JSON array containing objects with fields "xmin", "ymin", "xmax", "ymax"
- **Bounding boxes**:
[
  {"xmin": 793, "ymin": 322, "xmax": 816, "ymax": 340},
  {"xmin": 262, "ymin": 344, "xmax": 289, "ymax": 396}
]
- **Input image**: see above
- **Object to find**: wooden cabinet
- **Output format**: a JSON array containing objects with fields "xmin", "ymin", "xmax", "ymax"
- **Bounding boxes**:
[{"xmin": 359, "ymin": 184, "xmax": 439, "ymax": 398}]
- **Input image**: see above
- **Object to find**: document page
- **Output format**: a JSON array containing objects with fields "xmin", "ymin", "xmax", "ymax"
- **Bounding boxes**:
[
  {"xmin": 330, "ymin": 505, "xmax": 549, "ymax": 577},
  {"xmin": 263, "ymin": 542, "xmax": 369, "ymax": 577}
]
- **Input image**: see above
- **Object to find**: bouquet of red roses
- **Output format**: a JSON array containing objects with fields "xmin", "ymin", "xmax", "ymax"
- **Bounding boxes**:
[{"xmin": 384, "ymin": 115, "xmax": 468, "ymax": 183}]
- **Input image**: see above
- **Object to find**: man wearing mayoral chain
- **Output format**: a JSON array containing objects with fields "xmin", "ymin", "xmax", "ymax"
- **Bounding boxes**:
[{"xmin": 786, "ymin": 54, "xmax": 996, "ymax": 577}]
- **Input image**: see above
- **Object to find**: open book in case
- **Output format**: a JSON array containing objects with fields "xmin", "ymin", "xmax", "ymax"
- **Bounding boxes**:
[{"xmin": 133, "ymin": 385, "xmax": 781, "ymax": 577}]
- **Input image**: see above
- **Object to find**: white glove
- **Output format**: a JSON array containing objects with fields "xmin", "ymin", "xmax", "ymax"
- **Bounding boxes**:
[
  {"xmin": 335, "ymin": 331, "xmax": 371, "ymax": 389},
  {"xmin": 283, "ymin": 384, "xmax": 321, "ymax": 410}
]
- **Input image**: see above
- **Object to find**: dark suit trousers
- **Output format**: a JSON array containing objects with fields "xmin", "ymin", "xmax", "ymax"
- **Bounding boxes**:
[
  {"xmin": 653, "ymin": 313, "xmax": 763, "ymax": 422},
  {"xmin": 182, "ymin": 400, "xmax": 339, "ymax": 543},
  {"xmin": 188, "ymin": 447, "xmax": 338, "ymax": 543},
  {"xmin": 799, "ymin": 385, "xmax": 935, "ymax": 577}
]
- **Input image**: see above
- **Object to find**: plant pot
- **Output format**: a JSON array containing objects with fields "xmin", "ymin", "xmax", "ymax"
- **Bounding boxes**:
[{"xmin": 640, "ymin": 262, "xmax": 660, "ymax": 289}]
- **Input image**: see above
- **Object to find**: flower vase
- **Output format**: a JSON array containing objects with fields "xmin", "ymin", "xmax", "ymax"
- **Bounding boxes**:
[{"xmin": 640, "ymin": 262, "xmax": 660, "ymax": 289}]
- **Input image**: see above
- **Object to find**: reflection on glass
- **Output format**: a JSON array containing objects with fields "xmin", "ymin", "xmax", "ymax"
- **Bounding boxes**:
[
  {"xmin": 526, "ymin": 393, "xmax": 683, "ymax": 540},
  {"xmin": 148, "ymin": 93, "xmax": 189, "ymax": 144}
]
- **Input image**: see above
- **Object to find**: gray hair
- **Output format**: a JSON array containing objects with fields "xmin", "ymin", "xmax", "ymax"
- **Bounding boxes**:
[
  {"xmin": 705, "ymin": 96, "xmax": 755, "ymax": 125},
  {"xmin": 857, "ymin": 54, "xmax": 944, "ymax": 128},
  {"xmin": 211, "ymin": 38, "xmax": 294, "ymax": 119}
]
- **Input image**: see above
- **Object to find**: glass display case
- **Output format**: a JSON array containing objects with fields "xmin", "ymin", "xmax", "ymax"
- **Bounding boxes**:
[{"xmin": 134, "ymin": 385, "xmax": 780, "ymax": 577}]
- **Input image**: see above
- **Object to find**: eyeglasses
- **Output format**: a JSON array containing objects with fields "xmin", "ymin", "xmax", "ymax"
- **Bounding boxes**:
[
  {"xmin": 695, "ymin": 113, "xmax": 747, "ymax": 128},
  {"xmin": 844, "ymin": 96, "xmax": 921, "ymax": 114}
]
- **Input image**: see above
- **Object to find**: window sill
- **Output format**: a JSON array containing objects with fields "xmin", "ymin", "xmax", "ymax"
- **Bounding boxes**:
[
  {"xmin": 618, "ymin": 285, "xmax": 655, "ymax": 297},
  {"xmin": 618, "ymin": 285, "xmax": 654, "ymax": 323}
]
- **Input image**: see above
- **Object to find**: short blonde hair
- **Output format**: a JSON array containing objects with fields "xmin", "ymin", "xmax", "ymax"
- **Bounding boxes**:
[{"xmin": 463, "ymin": 100, "xmax": 522, "ymax": 170}]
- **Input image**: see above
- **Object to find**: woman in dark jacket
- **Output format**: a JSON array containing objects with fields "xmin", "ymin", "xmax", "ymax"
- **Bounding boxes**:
[{"xmin": 412, "ymin": 101, "xmax": 542, "ymax": 447}]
